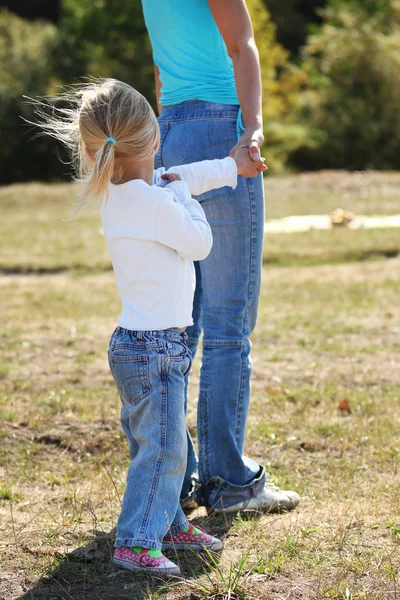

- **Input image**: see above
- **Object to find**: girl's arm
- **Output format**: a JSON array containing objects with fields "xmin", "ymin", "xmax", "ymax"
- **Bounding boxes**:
[
  {"xmin": 153, "ymin": 157, "xmax": 237, "ymax": 196},
  {"xmin": 154, "ymin": 182, "xmax": 213, "ymax": 260},
  {"xmin": 208, "ymin": 0, "xmax": 264, "ymax": 162},
  {"xmin": 153, "ymin": 148, "xmax": 266, "ymax": 196}
]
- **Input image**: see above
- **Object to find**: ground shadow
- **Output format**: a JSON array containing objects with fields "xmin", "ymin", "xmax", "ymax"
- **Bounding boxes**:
[{"xmin": 18, "ymin": 513, "xmax": 237, "ymax": 600}]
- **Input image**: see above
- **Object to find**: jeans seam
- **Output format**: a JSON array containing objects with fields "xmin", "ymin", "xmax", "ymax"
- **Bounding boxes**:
[
  {"xmin": 138, "ymin": 356, "xmax": 167, "ymax": 537},
  {"xmin": 229, "ymin": 178, "xmax": 254, "ymax": 447},
  {"xmin": 244, "ymin": 176, "xmax": 256, "ymax": 336},
  {"xmin": 234, "ymin": 343, "xmax": 246, "ymax": 447},
  {"xmin": 249, "ymin": 176, "xmax": 264, "ymax": 332},
  {"xmin": 157, "ymin": 121, "xmax": 170, "ymax": 169},
  {"xmin": 198, "ymin": 352, "xmax": 211, "ymax": 483}
]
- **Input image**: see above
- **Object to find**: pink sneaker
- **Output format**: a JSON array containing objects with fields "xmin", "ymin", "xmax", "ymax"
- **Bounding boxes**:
[
  {"xmin": 162, "ymin": 524, "xmax": 223, "ymax": 551},
  {"xmin": 113, "ymin": 547, "xmax": 180, "ymax": 575}
]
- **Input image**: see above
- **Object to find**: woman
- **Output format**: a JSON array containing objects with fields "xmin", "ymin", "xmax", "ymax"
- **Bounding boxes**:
[{"xmin": 141, "ymin": 0, "xmax": 300, "ymax": 514}]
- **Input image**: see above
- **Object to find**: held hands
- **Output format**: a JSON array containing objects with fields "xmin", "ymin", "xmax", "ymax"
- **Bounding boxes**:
[
  {"xmin": 230, "ymin": 127, "xmax": 267, "ymax": 178},
  {"xmin": 230, "ymin": 127, "xmax": 264, "ymax": 161},
  {"xmin": 232, "ymin": 146, "xmax": 267, "ymax": 178}
]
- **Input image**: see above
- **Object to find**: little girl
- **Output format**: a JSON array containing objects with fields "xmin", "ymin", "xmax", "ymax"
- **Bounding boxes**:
[{"xmin": 33, "ymin": 78, "xmax": 266, "ymax": 576}]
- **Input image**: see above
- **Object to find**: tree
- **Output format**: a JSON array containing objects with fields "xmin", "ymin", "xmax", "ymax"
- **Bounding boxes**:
[
  {"xmin": 291, "ymin": 2, "xmax": 400, "ymax": 170},
  {"xmin": 0, "ymin": 9, "xmax": 63, "ymax": 183},
  {"xmin": 264, "ymin": 0, "xmax": 327, "ymax": 56},
  {"xmin": 55, "ymin": 0, "xmax": 155, "ymax": 105},
  {"xmin": 0, "ymin": 1, "xmax": 60, "ymax": 23}
]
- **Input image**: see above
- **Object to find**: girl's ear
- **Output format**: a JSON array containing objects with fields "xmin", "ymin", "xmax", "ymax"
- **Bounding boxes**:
[
  {"xmin": 154, "ymin": 141, "xmax": 160, "ymax": 153},
  {"xmin": 87, "ymin": 150, "xmax": 96, "ymax": 162}
]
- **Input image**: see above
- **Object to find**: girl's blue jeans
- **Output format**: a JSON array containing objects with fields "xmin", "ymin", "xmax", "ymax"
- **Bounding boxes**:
[
  {"xmin": 109, "ymin": 327, "xmax": 191, "ymax": 550},
  {"xmin": 156, "ymin": 101, "xmax": 266, "ymax": 510}
]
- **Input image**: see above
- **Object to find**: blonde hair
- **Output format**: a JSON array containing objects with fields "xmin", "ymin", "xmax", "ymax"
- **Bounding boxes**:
[{"xmin": 28, "ymin": 78, "xmax": 160, "ymax": 214}]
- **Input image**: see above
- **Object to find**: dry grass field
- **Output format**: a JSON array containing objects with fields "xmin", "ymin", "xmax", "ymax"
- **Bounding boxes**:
[{"xmin": 1, "ymin": 171, "xmax": 399, "ymax": 599}]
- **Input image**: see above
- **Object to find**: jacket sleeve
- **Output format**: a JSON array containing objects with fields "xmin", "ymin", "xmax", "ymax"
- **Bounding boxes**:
[
  {"xmin": 153, "ymin": 156, "xmax": 237, "ymax": 196},
  {"xmin": 154, "ymin": 181, "xmax": 213, "ymax": 261}
]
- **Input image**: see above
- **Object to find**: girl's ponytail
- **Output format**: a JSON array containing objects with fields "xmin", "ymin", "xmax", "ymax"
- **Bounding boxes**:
[{"xmin": 77, "ymin": 138, "xmax": 116, "ymax": 214}]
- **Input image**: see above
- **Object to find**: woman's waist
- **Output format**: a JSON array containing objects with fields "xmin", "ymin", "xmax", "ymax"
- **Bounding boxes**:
[{"xmin": 159, "ymin": 99, "xmax": 240, "ymax": 120}]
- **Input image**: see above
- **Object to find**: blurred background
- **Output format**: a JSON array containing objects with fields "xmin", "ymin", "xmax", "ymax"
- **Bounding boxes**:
[{"xmin": 1, "ymin": 0, "xmax": 400, "ymax": 183}]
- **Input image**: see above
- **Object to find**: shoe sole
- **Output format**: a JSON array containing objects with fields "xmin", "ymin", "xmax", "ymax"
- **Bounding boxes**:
[
  {"xmin": 207, "ymin": 503, "xmax": 297, "ymax": 516},
  {"xmin": 113, "ymin": 558, "xmax": 180, "ymax": 575},
  {"xmin": 162, "ymin": 540, "xmax": 223, "ymax": 551}
]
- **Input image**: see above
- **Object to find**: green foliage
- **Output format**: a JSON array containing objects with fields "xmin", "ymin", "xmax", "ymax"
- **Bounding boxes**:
[
  {"xmin": 0, "ymin": 1, "xmax": 155, "ymax": 183},
  {"xmin": 0, "ymin": 11, "xmax": 55, "ymax": 97},
  {"xmin": 328, "ymin": 0, "xmax": 394, "ymax": 19},
  {"xmin": 0, "ymin": 9, "xmax": 65, "ymax": 183},
  {"xmin": 56, "ymin": 0, "xmax": 154, "ymax": 104},
  {"xmin": 291, "ymin": 2, "xmax": 400, "ymax": 170},
  {"xmin": 264, "ymin": 0, "xmax": 327, "ymax": 56},
  {"xmin": 247, "ymin": 0, "xmax": 288, "ymax": 122},
  {"xmin": 0, "ymin": 0, "xmax": 61, "ymax": 23}
]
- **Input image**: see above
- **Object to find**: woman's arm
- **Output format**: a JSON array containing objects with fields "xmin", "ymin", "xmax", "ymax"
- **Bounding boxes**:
[
  {"xmin": 154, "ymin": 63, "xmax": 162, "ymax": 115},
  {"xmin": 208, "ymin": 0, "xmax": 264, "ymax": 161}
]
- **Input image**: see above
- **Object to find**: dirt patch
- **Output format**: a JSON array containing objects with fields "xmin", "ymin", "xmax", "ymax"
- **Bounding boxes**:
[{"xmin": 3, "ymin": 419, "xmax": 121, "ymax": 456}]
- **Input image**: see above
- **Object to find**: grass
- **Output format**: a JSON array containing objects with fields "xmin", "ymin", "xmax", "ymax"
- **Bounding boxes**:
[
  {"xmin": 1, "ymin": 171, "xmax": 400, "ymax": 599},
  {"xmin": 2, "ymin": 171, "xmax": 400, "ymax": 273}
]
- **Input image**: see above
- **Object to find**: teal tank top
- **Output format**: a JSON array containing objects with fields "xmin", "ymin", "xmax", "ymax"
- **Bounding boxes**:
[{"xmin": 141, "ymin": 0, "xmax": 239, "ymax": 106}]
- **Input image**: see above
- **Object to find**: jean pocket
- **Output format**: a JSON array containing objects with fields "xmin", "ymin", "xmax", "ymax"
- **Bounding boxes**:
[{"xmin": 109, "ymin": 354, "xmax": 151, "ymax": 406}]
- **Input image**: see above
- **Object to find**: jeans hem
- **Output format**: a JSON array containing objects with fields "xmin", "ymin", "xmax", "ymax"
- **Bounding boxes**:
[
  {"xmin": 115, "ymin": 538, "xmax": 162, "ymax": 551},
  {"xmin": 202, "ymin": 339, "xmax": 249, "ymax": 348},
  {"xmin": 169, "ymin": 517, "xmax": 190, "ymax": 535},
  {"xmin": 196, "ymin": 465, "xmax": 266, "ymax": 509}
]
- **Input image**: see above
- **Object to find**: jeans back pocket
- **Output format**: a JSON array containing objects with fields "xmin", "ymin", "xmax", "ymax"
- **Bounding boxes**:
[{"xmin": 109, "ymin": 354, "xmax": 151, "ymax": 407}]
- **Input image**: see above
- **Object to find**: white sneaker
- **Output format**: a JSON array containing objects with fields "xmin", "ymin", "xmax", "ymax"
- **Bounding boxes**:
[{"xmin": 208, "ymin": 482, "xmax": 300, "ymax": 515}]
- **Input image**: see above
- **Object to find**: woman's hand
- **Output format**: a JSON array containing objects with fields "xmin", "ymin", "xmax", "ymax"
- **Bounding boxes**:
[
  {"xmin": 230, "ymin": 127, "xmax": 264, "ymax": 162},
  {"xmin": 232, "ymin": 146, "xmax": 267, "ymax": 178}
]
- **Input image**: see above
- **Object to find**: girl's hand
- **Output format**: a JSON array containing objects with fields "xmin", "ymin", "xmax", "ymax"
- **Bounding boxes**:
[
  {"xmin": 232, "ymin": 146, "xmax": 267, "ymax": 178},
  {"xmin": 161, "ymin": 173, "xmax": 181, "ymax": 183}
]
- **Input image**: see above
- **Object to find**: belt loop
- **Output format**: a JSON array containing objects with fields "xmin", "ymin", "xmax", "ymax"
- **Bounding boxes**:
[{"xmin": 136, "ymin": 330, "xmax": 144, "ymax": 340}]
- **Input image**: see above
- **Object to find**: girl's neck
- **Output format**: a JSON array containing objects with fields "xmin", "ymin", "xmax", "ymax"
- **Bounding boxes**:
[{"xmin": 114, "ymin": 156, "xmax": 154, "ymax": 186}]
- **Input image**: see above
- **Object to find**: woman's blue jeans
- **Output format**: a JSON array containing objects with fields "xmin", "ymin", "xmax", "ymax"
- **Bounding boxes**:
[
  {"xmin": 157, "ymin": 101, "xmax": 266, "ymax": 510},
  {"xmin": 109, "ymin": 327, "xmax": 191, "ymax": 549}
]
